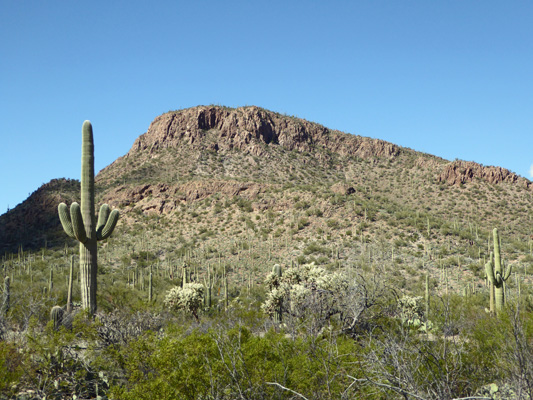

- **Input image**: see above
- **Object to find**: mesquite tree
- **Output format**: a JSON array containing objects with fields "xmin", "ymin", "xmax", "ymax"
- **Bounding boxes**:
[{"xmin": 58, "ymin": 121, "xmax": 119, "ymax": 315}]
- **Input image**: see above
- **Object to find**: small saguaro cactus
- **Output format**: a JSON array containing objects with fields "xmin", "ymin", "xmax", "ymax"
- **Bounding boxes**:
[
  {"xmin": 272, "ymin": 264, "xmax": 283, "ymax": 323},
  {"xmin": 58, "ymin": 121, "xmax": 119, "ymax": 315},
  {"xmin": 50, "ymin": 306, "xmax": 64, "ymax": 330},
  {"xmin": 1, "ymin": 276, "xmax": 10, "ymax": 317},
  {"xmin": 48, "ymin": 267, "xmax": 53, "ymax": 294},
  {"xmin": 203, "ymin": 264, "xmax": 215, "ymax": 309},
  {"xmin": 425, "ymin": 274, "xmax": 430, "ymax": 319},
  {"xmin": 66, "ymin": 256, "xmax": 74, "ymax": 314},
  {"xmin": 485, "ymin": 228, "xmax": 512, "ymax": 314},
  {"xmin": 148, "ymin": 264, "xmax": 153, "ymax": 302}
]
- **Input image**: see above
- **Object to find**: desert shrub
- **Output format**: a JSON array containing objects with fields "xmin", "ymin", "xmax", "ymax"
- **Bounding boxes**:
[
  {"xmin": 13, "ymin": 314, "xmax": 109, "ymax": 399},
  {"xmin": 96, "ymin": 309, "xmax": 168, "ymax": 346},
  {"xmin": 0, "ymin": 341, "xmax": 24, "ymax": 396},
  {"xmin": 108, "ymin": 324, "xmax": 361, "ymax": 400}
]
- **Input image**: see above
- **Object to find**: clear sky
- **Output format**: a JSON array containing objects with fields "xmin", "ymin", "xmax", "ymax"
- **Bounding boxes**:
[{"xmin": 1, "ymin": 1, "xmax": 532, "ymax": 213}]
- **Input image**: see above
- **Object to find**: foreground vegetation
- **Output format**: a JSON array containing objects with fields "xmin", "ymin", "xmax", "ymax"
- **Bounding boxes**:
[{"xmin": 2, "ymin": 249, "xmax": 533, "ymax": 399}]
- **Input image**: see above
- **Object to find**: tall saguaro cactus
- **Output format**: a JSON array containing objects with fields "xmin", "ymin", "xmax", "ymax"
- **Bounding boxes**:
[
  {"xmin": 58, "ymin": 121, "xmax": 119, "ymax": 315},
  {"xmin": 485, "ymin": 228, "xmax": 512, "ymax": 314},
  {"xmin": 1, "ymin": 276, "xmax": 10, "ymax": 317},
  {"xmin": 273, "ymin": 264, "xmax": 283, "ymax": 323}
]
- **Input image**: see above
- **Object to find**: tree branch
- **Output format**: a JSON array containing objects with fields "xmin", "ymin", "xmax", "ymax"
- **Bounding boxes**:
[{"xmin": 266, "ymin": 382, "xmax": 310, "ymax": 400}]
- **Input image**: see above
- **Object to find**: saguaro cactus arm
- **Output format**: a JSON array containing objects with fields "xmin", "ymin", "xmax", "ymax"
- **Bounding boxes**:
[
  {"xmin": 70, "ymin": 202, "xmax": 87, "ymax": 243},
  {"xmin": 486, "ymin": 253, "xmax": 512, "ymax": 286},
  {"xmin": 58, "ymin": 203, "xmax": 75, "ymax": 238},
  {"xmin": 501, "ymin": 261, "xmax": 512, "ymax": 281},
  {"xmin": 58, "ymin": 202, "xmax": 87, "ymax": 243},
  {"xmin": 96, "ymin": 204, "xmax": 120, "ymax": 240},
  {"xmin": 485, "ymin": 253, "xmax": 497, "ymax": 286}
]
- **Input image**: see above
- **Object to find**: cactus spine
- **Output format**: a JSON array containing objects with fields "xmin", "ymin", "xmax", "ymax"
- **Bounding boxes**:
[
  {"xmin": 58, "ymin": 121, "xmax": 119, "ymax": 315},
  {"xmin": 485, "ymin": 228, "xmax": 512, "ymax": 314}
]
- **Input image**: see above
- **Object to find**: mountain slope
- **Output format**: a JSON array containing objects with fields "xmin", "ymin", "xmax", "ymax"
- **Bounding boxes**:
[
  {"xmin": 0, "ymin": 178, "xmax": 79, "ymax": 251},
  {"xmin": 1, "ymin": 105, "xmax": 532, "ymax": 300},
  {"xmin": 93, "ymin": 105, "xmax": 532, "ymax": 241}
]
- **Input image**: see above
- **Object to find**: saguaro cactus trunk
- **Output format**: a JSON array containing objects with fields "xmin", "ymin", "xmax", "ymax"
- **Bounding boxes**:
[
  {"xmin": 58, "ymin": 121, "xmax": 119, "ymax": 315},
  {"xmin": 50, "ymin": 306, "xmax": 64, "ymax": 330},
  {"xmin": 1, "ymin": 276, "xmax": 9, "ymax": 317},
  {"xmin": 485, "ymin": 228, "xmax": 512, "ymax": 314},
  {"xmin": 67, "ymin": 256, "xmax": 74, "ymax": 314},
  {"xmin": 273, "ymin": 264, "xmax": 283, "ymax": 323}
]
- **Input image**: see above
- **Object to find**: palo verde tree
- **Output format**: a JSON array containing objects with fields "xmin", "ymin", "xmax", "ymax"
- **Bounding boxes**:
[{"xmin": 58, "ymin": 121, "xmax": 119, "ymax": 315}]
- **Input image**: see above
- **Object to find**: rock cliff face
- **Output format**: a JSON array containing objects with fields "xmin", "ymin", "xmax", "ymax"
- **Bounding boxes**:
[
  {"xmin": 126, "ymin": 106, "xmax": 400, "ymax": 159},
  {"xmin": 437, "ymin": 160, "xmax": 531, "ymax": 189}
]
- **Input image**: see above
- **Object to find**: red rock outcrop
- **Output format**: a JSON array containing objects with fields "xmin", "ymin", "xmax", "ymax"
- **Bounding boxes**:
[
  {"xmin": 437, "ymin": 160, "xmax": 531, "ymax": 189},
  {"xmin": 126, "ymin": 106, "xmax": 400, "ymax": 160}
]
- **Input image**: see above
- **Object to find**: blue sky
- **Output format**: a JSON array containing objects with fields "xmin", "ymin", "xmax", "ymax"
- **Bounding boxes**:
[{"xmin": 1, "ymin": 1, "xmax": 532, "ymax": 213}]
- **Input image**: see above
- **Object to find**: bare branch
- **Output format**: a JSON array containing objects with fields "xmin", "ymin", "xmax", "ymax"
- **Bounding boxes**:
[
  {"xmin": 348, "ymin": 376, "xmax": 428, "ymax": 400},
  {"xmin": 347, "ymin": 376, "xmax": 492, "ymax": 400},
  {"xmin": 266, "ymin": 382, "xmax": 310, "ymax": 400}
]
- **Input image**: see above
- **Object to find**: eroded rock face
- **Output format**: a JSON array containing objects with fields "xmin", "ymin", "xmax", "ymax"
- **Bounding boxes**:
[
  {"xmin": 102, "ymin": 180, "xmax": 265, "ymax": 215},
  {"xmin": 127, "ymin": 106, "xmax": 400, "ymax": 159},
  {"xmin": 437, "ymin": 160, "xmax": 531, "ymax": 189}
]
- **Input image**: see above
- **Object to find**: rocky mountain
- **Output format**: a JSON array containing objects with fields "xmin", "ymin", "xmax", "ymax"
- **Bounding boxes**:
[
  {"xmin": 96, "ymin": 105, "xmax": 400, "ymax": 188},
  {"xmin": 1, "ymin": 105, "xmax": 532, "ymax": 269}
]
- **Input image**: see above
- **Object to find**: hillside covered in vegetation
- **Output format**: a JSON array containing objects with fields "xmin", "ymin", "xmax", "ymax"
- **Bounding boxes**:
[{"xmin": 1, "ymin": 106, "xmax": 533, "ymax": 399}]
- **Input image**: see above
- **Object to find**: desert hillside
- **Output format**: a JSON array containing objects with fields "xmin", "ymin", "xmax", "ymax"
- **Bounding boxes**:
[{"xmin": 2, "ymin": 106, "xmax": 533, "ymax": 399}]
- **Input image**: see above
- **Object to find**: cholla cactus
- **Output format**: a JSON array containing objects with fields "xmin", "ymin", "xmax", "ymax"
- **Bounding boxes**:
[
  {"xmin": 397, "ymin": 295, "xmax": 434, "ymax": 332},
  {"xmin": 289, "ymin": 283, "xmax": 311, "ymax": 307},
  {"xmin": 283, "ymin": 267, "xmax": 303, "ymax": 285},
  {"xmin": 164, "ymin": 283, "xmax": 204, "ymax": 320},
  {"xmin": 262, "ymin": 263, "xmax": 349, "ymax": 325},
  {"xmin": 262, "ymin": 287, "xmax": 285, "ymax": 318},
  {"xmin": 265, "ymin": 264, "xmax": 282, "ymax": 290},
  {"xmin": 397, "ymin": 295, "xmax": 423, "ymax": 326}
]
